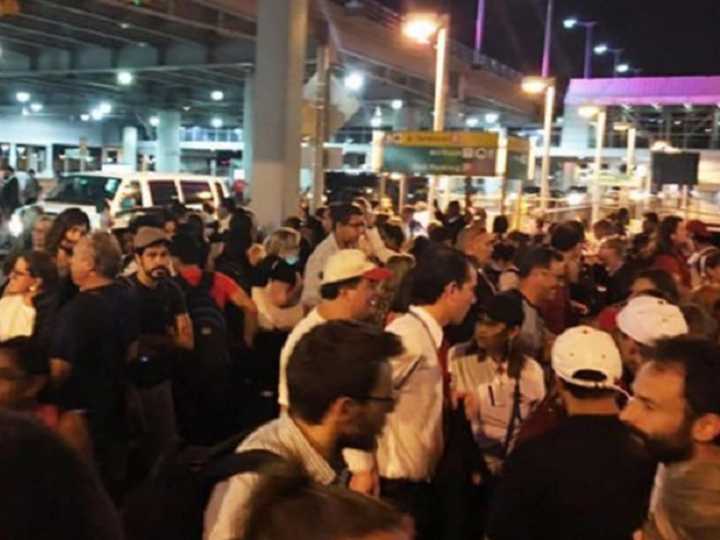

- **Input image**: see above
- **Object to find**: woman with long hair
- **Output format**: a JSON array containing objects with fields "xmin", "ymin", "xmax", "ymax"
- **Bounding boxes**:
[
  {"xmin": 652, "ymin": 215, "xmax": 691, "ymax": 289},
  {"xmin": 43, "ymin": 208, "xmax": 90, "ymax": 305}
]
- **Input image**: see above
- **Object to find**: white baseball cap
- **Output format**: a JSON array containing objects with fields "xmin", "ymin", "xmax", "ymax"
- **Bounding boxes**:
[
  {"xmin": 321, "ymin": 249, "xmax": 392, "ymax": 285},
  {"xmin": 617, "ymin": 296, "xmax": 688, "ymax": 346},
  {"xmin": 552, "ymin": 326, "xmax": 623, "ymax": 390}
]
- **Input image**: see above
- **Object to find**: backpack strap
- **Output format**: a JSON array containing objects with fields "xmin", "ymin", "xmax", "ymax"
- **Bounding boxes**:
[
  {"xmin": 202, "ymin": 449, "xmax": 285, "ymax": 486},
  {"xmin": 199, "ymin": 271, "xmax": 215, "ymax": 291},
  {"xmin": 502, "ymin": 377, "xmax": 523, "ymax": 458}
]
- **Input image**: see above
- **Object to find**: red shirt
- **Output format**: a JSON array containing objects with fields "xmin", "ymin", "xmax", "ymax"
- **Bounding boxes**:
[
  {"xmin": 653, "ymin": 252, "xmax": 691, "ymax": 288},
  {"xmin": 178, "ymin": 266, "xmax": 240, "ymax": 309}
]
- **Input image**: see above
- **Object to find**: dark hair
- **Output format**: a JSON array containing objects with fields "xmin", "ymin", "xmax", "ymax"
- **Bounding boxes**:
[
  {"xmin": 44, "ymin": 208, "xmax": 90, "ymax": 256},
  {"xmin": 0, "ymin": 337, "xmax": 48, "ymax": 375},
  {"xmin": 284, "ymin": 216, "xmax": 302, "ymax": 231},
  {"xmin": 593, "ymin": 219, "xmax": 616, "ymax": 239},
  {"xmin": 562, "ymin": 370, "xmax": 618, "ymax": 400},
  {"xmin": 380, "ymin": 222, "xmax": 405, "ymax": 251},
  {"xmin": 550, "ymin": 222, "xmax": 583, "ymax": 253},
  {"xmin": 319, "ymin": 276, "xmax": 362, "ymax": 301},
  {"xmin": 644, "ymin": 212, "xmax": 659, "ymax": 224},
  {"xmin": 492, "ymin": 242, "xmax": 516, "ymax": 264},
  {"xmin": 169, "ymin": 233, "xmax": 203, "ymax": 266},
  {"xmin": 408, "ymin": 246, "xmax": 472, "ymax": 305},
  {"xmin": 0, "ymin": 410, "xmax": 124, "ymax": 540},
  {"xmin": 18, "ymin": 250, "xmax": 59, "ymax": 291},
  {"xmin": 329, "ymin": 203, "xmax": 363, "ymax": 228},
  {"xmin": 243, "ymin": 461, "xmax": 405, "ymax": 540},
  {"xmin": 633, "ymin": 269, "xmax": 680, "ymax": 304},
  {"xmin": 287, "ymin": 321, "xmax": 403, "ymax": 424},
  {"xmin": 680, "ymin": 303, "xmax": 718, "ymax": 341},
  {"xmin": 516, "ymin": 246, "xmax": 563, "ymax": 279},
  {"xmin": 600, "ymin": 236, "xmax": 627, "ymax": 260},
  {"xmin": 652, "ymin": 336, "xmax": 720, "ymax": 444},
  {"xmin": 428, "ymin": 225, "xmax": 451, "ymax": 244},
  {"xmin": 657, "ymin": 215, "xmax": 683, "ymax": 255},
  {"xmin": 220, "ymin": 197, "xmax": 236, "ymax": 214},
  {"xmin": 492, "ymin": 215, "xmax": 509, "ymax": 236},
  {"xmin": 704, "ymin": 250, "xmax": 720, "ymax": 271}
]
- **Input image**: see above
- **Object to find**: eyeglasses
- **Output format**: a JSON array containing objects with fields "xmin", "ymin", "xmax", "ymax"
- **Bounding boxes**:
[{"xmin": 349, "ymin": 394, "xmax": 396, "ymax": 405}]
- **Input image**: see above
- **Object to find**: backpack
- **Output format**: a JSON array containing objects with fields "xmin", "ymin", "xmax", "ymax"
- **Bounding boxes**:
[
  {"xmin": 175, "ymin": 272, "xmax": 237, "ymax": 444},
  {"xmin": 123, "ymin": 433, "xmax": 284, "ymax": 540}
]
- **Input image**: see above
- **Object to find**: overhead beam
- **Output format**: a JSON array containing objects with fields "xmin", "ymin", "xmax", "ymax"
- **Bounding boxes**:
[
  {"xmin": 0, "ymin": 20, "xmax": 96, "ymax": 47},
  {"xmin": 0, "ymin": 61, "xmax": 254, "ymax": 78},
  {"xmin": 15, "ymin": 12, "xmax": 139, "ymax": 46}
]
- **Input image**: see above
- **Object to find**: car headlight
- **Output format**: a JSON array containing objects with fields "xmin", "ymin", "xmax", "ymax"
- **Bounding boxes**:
[{"xmin": 8, "ymin": 214, "xmax": 23, "ymax": 237}]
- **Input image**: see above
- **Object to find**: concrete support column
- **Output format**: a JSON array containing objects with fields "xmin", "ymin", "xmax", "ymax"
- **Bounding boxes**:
[
  {"xmin": 242, "ymin": 73, "xmax": 255, "ymax": 191},
  {"xmin": 394, "ymin": 105, "xmax": 422, "ymax": 131},
  {"xmin": 122, "ymin": 126, "xmax": 139, "ymax": 172},
  {"xmin": 156, "ymin": 110, "xmax": 181, "ymax": 173},
  {"xmin": 559, "ymin": 105, "xmax": 591, "ymax": 157},
  {"xmin": 712, "ymin": 109, "xmax": 720, "ymax": 150},
  {"xmin": 8, "ymin": 143, "xmax": 17, "ymax": 169},
  {"xmin": 250, "ymin": 0, "xmax": 308, "ymax": 229},
  {"xmin": 44, "ymin": 143, "xmax": 53, "ymax": 178}
]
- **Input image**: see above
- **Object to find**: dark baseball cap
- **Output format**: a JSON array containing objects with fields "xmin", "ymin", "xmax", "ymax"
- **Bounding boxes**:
[
  {"xmin": 269, "ymin": 259, "xmax": 297, "ymax": 286},
  {"xmin": 479, "ymin": 293, "xmax": 524, "ymax": 328}
]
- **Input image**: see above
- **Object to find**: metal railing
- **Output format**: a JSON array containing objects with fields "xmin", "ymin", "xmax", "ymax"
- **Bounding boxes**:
[{"xmin": 329, "ymin": 0, "xmax": 523, "ymax": 81}]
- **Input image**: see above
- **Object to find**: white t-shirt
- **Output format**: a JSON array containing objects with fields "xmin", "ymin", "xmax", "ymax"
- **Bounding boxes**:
[
  {"xmin": 450, "ymin": 344, "xmax": 546, "ymax": 463},
  {"xmin": 251, "ymin": 287, "xmax": 304, "ymax": 332},
  {"xmin": 277, "ymin": 308, "xmax": 326, "ymax": 407},
  {"xmin": 0, "ymin": 294, "xmax": 36, "ymax": 341}
]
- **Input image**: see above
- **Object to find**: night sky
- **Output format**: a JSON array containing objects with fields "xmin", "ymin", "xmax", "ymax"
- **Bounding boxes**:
[{"xmin": 379, "ymin": 0, "xmax": 720, "ymax": 80}]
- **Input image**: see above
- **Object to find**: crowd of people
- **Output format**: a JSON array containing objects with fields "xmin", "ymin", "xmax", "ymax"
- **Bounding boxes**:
[{"xmin": 1, "ymin": 193, "xmax": 719, "ymax": 540}]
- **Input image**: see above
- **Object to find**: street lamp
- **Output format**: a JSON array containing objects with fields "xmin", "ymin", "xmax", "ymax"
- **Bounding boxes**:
[
  {"xmin": 522, "ymin": 76, "xmax": 556, "ymax": 211},
  {"xmin": 578, "ymin": 104, "xmax": 607, "ymax": 222},
  {"xmin": 594, "ymin": 44, "xmax": 625, "ymax": 77},
  {"xmin": 403, "ymin": 11, "xmax": 451, "ymax": 206},
  {"xmin": 563, "ymin": 17, "xmax": 597, "ymax": 79},
  {"xmin": 616, "ymin": 63, "xmax": 631, "ymax": 75}
]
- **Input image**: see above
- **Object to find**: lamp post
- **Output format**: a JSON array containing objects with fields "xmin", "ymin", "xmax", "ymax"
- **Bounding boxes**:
[
  {"xmin": 614, "ymin": 121, "xmax": 638, "ymax": 179},
  {"xmin": 563, "ymin": 17, "xmax": 597, "ymax": 79},
  {"xmin": 594, "ymin": 44, "xmax": 626, "ymax": 77},
  {"xmin": 522, "ymin": 76, "xmax": 556, "ymax": 212},
  {"xmin": 403, "ymin": 11, "xmax": 451, "ymax": 207},
  {"xmin": 579, "ymin": 105, "xmax": 607, "ymax": 223},
  {"xmin": 541, "ymin": 0, "xmax": 555, "ymax": 77}
]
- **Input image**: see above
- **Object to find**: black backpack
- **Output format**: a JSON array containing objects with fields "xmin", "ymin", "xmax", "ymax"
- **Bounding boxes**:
[
  {"xmin": 123, "ymin": 433, "xmax": 283, "ymax": 540},
  {"xmin": 175, "ymin": 272, "xmax": 237, "ymax": 444}
]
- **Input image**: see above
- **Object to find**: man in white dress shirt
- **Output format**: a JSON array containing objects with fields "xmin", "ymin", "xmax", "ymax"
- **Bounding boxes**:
[
  {"xmin": 348, "ymin": 245, "xmax": 477, "ymax": 540},
  {"xmin": 302, "ymin": 203, "xmax": 366, "ymax": 308}
]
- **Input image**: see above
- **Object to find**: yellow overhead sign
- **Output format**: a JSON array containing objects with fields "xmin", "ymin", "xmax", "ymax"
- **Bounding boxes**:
[
  {"xmin": 384, "ymin": 131, "xmax": 500, "ymax": 148},
  {"xmin": 507, "ymin": 136, "xmax": 530, "ymax": 153}
]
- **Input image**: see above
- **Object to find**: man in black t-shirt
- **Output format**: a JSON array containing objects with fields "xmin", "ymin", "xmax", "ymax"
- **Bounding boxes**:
[
  {"xmin": 123, "ymin": 227, "xmax": 193, "ymax": 466},
  {"xmin": 488, "ymin": 326, "xmax": 656, "ymax": 540},
  {"xmin": 50, "ymin": 231, "xmax": 138, "ymax": 500}
]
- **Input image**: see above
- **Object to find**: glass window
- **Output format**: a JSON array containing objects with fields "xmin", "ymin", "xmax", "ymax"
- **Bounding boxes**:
[
  {"xmin": 44, "ymin": 174, "xmax": 121, "ymax": 206},
  {"xmin": 181, "ymin": 180, "xmax": 213, "ymax": 205},
  {"xmin": 117, "ymin": 180, "xmax": 143, "ymax": 210},
  {"xmin": 149, "ymin": 180, "xmax": 179, "ymax": 206}
]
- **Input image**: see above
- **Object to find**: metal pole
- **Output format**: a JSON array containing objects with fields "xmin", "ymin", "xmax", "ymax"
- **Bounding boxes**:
[
  {"xmin": 626, "ymin": 126, "xmax": 637, "ymax": 179},
  {"xmin": 540, "ymin": 85, "xmax": 555, "ymax": 211},
  {"xmin": 583, "ymin": 23, "xmax": 595, "ymax": 79},
  {"xmin": 592, "ymin": 109, "xmax": 607, "ymax": 223},
  {"xmin": 541, "ymin": 0, "xmax": 554, "ymax": 77},
  {"xmin": 475, "ymin": 0, "xmax": 486, "ymax": 54},
  {"xmin": 428, "ymin": 16, "xmax": 450, "ymax": 208},
  {"xmin": 612, "ymin": 50, "xmax": 621, "ymax": 77},
  {"xmin": 312, "ymin": 43, "xmax": 330, "ymax": 213}
]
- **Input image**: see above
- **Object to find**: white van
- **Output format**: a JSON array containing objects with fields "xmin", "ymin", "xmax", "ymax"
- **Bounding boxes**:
[{"xmin": 9, "ymin": 172, "xmax": 230, "ymax": 235}]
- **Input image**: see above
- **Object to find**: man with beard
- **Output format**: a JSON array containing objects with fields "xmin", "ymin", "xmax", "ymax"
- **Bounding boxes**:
[
  {"xmin": 488, "ymin": 326, "xmax": 656, "ymax": 540},
  {"xmin": 204, "ymin": 320, "xmax": 403, "ymax": 540},
  {"xmin": 621, "ymin": 336, "xmax": 720, "ymax": 540},
  {"xmin": 123, "ymin": 227, "xmax": 193, "ymax": 468}
]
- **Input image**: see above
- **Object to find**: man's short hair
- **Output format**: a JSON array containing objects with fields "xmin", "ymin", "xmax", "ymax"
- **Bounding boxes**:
[
  {"xmin": 243, "ymin": 461, "xmax": 405, "ymax": 540},
  {"xmin": 408, "ymin": 245, "xmax": 472, "ymax": 305},
  {"xmin": 458, "ymin": 223, "xmax": 489, "ymax": 252},
  {"xmin": 516, "ymin": 246, "xmax": 563, "ymax": 279},
  {"xmin": 651, "ymin": 336, "xmax": 720, "ymax": 444},
  {"xmin": 287, "ymin": 321, "xmax": 403, "ymax": 424},
  {"xmin": 329, "ymin": 203, "xmax": 364, "ymax": 228},
  {"xmin": 319, "ymin": 276, "xmax": 362, "ymax": 301},
  {"xmin": 169, "ymin": 233, "xmax": 203, "ymax": 266},
  {"xmin": 600, "ymin": 236, "xmax": 627, "ymax": 259},
  {"xmin": 550, "ymin": 222, "xmax": 583, "ymax": 253},
  {"xmin": 85, "ymin": 231, "xmax": 122, "ymax": 278}
]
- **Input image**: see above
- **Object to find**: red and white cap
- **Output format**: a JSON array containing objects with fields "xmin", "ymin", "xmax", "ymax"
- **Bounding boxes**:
[{"xmin": 321, "ymin": 249, "xmax": 392, "ymax": 285}]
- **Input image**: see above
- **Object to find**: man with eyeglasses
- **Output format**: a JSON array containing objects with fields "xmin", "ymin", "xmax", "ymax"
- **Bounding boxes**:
[
  {"xmin": 204, "ymin": 320, "xmax": 403, "ymax": 540},
  {"xmin": 509, "ymin": 247, "xmax": 564, "ymax": 364},
  {"xmin": 302, "ymin": 203, "xmax": 367, "ymax": 309}
]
